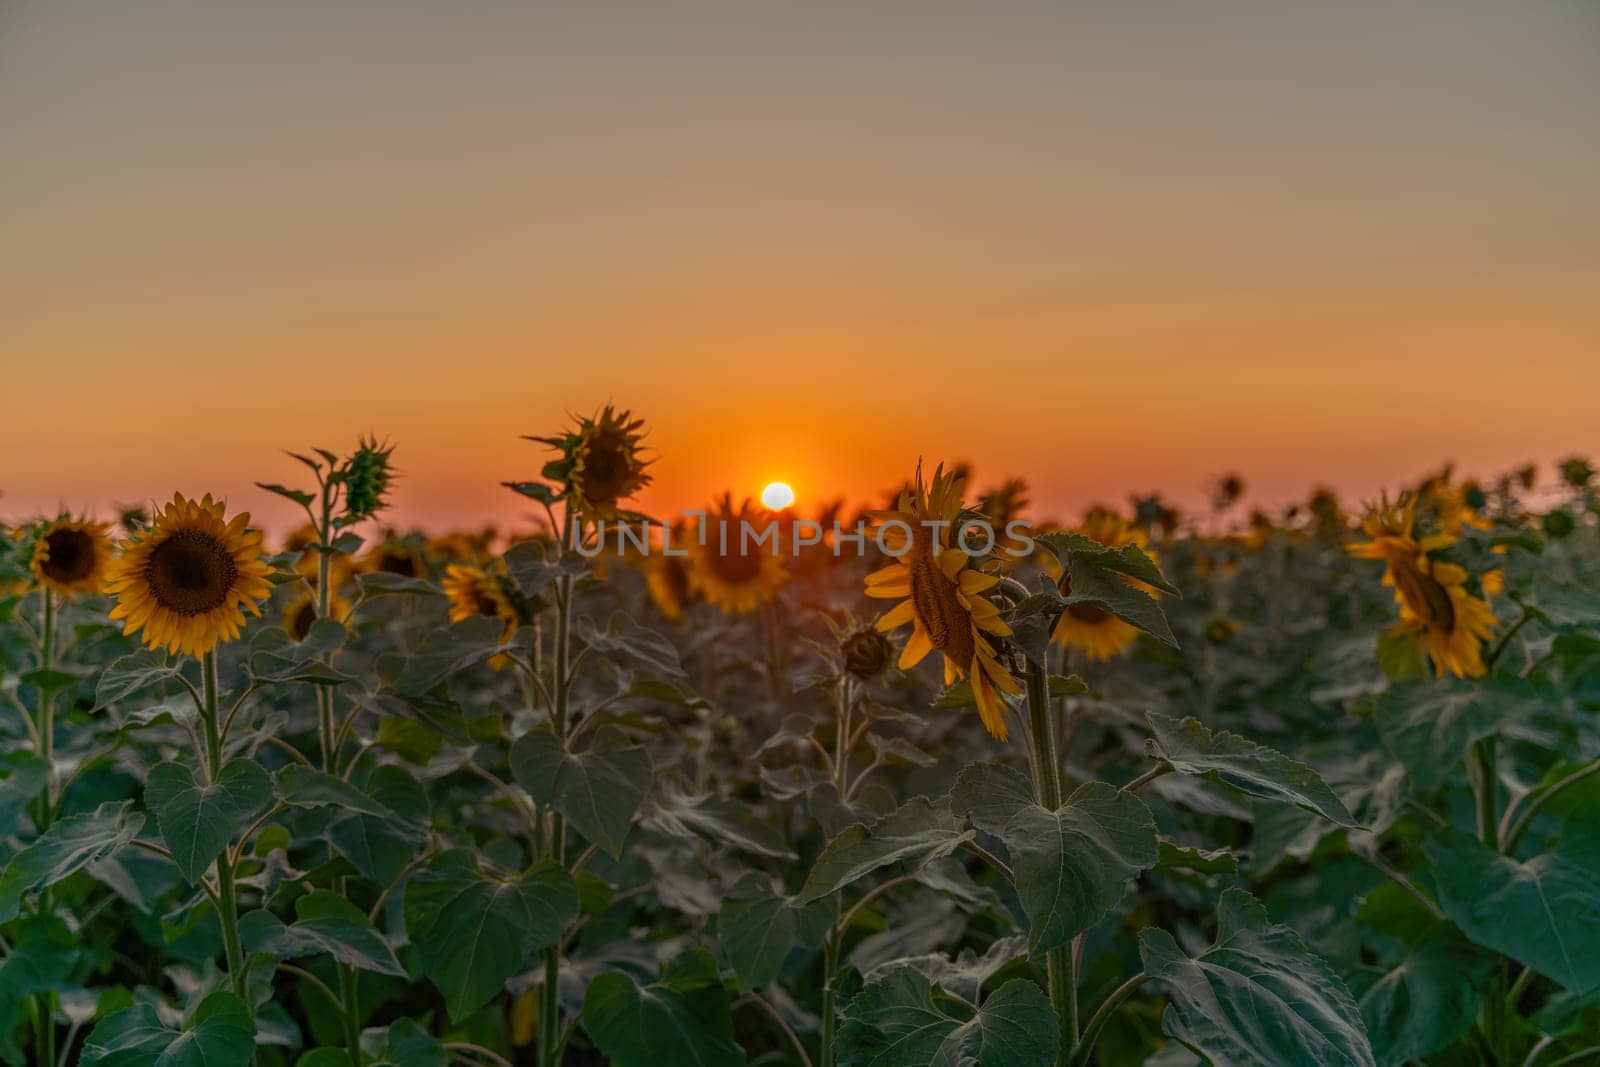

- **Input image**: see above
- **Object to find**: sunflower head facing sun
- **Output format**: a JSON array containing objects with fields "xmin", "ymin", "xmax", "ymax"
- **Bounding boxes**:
[
  {"xmin": 864, "ymin": 463, "xmax": 1020, "ymax": 740},
  {"xmin": 534, "ymin": 405, "xmax": 653, "ymax": 520},
  {"xmin": 687, "ymin": 495, "xmax": 789, "ymax": 615},
  {"xmin": 1349, "ymin": 493, "xmax": 1497, "ymax": 678},
  {"xmin": 31, "ymin": 517, "xmax": 113, "ymax": 598},
  {"xmin": 106, "ymin": 495, "xmax": 275, "ymax": 657},
  {"xmin": 1047, "ymin": 508, "xmax": 1153, "ymax": 662}
]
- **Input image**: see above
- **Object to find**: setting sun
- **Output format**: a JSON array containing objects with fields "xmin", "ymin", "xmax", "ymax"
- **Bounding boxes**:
[{"xmin": 760, "ymin": 481, "xmax": 796, "ymax": 510}]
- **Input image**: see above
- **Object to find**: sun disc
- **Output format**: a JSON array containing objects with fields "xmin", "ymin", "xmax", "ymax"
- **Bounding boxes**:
[{"xmin": 761, "ymin": 481, "xmax": 796, "ymax": 510}]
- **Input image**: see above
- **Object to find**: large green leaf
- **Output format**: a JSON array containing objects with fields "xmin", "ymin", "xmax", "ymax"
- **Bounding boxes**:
[
  {"xmin": 392, "ymin": 615, "xmax": 509, "ymax": 694},
  {"xmin": 950, "ymin": 761, "xmax": 1037, "ymax": 835},
  {"xmin": 1146, "ymin": 712, "xmax": 1359, "ymax": 827},
  {"xmin": 81, "ymin": 990, "xmax": 255, "ymax": 1067},
  {"xmin": 1001, "ymin": 783, "xmax": 1158, "ymax": 954},
  {"xmin": 1037, "ymin": 531, "xmax": 1181, "ymax": 648},
  {"xmin": 797, "ymin": 796, "xmax": 973, "ymax": 904},
  {"xmin": 0, "ymin": 757, "xmax": 48, "ymax": 829},
  {"xmin": 92, "ymin": 650, "xmax": 184, "ymax": 711},
  {"xmin": 716, "ymin": 874, "xmax": 832, "ymax": 991},
  {"xmin": 510, "ymin": 726, "xmax": 651, "ymax": 857},
  {"xmin": 0, "ymin": 800, "xmax": 145, "ymax": 921},
  {"xmin": 239, "ymin": 890, "xmax": 405, "ymax": 976},
  {"xmin": 144, "ymin": 759, "xmax": 275, "ymax": 884},
  {"xmin": 327, "ymin": 764, "xmax": 431, "ymax": 885},
  {"xmin": 1355, "ymin": 922, "xmax": 1494, "ymax": 1067},
  {"xmin": 835, "ymin": 967, "xmax": 1057, "ymax": 1067},
  {"xmin": 1530, "ymin": 573, "xmax": 1600, "ymax": 631},
  {"xmin": 276, "ymin": 764, "xmax": 390, "ymax": 816},
  {"xmin": 1425, "ymin": 827, "xmax": 1600, "ymax": 994},
  {"xmin": 366, "ymin": 1018, "xmax": 448, "ymax": 1067},
  {"xmin": 581, "ymin": 950, "xmax": 745, "ymax": 1067},
  {"xmin": 0, "ymin": 915, "xmax": 78, "ymax": 1062},
  {"xmin": 643, "ymin": 782, "xmax": 795, "ymax": 859},
  {"xmin": 1139, "ymin": 889, "xmax": 1374, "ymax": 1066},
  {"xmin": 1373, "ymin": 678, "xmax": 1548, "ymax": 793},
  {"xmin": 403, "ymin": 851, "xmax": 579, "ymax": 1020}
]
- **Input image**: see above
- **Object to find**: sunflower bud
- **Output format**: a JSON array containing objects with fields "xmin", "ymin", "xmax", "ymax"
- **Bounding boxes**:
[
  {"xmin": 342, "ymin": 436, "xmax": 396, "ymax": 524},
  {"xmin": 841, "ymin": 628, "xmax": 893, "ymax": 679}
]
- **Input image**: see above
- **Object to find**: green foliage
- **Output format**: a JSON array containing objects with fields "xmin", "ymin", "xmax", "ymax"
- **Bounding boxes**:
[
  {"xmin": 835, "ymin": 968, "xmax": 1057, "ymax": 1067},
  {"xmin": 1139, "ymin": 889, "xmax": 1375, "ymax": 1066}
]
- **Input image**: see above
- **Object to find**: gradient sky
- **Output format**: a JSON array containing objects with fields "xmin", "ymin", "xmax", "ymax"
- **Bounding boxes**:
[{"xmin": 3, "ymin": 1, "xmax": 1597, "ymax": 534}]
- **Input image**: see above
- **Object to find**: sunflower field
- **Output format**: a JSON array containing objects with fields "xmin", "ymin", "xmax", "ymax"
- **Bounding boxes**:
[{"xmin": 3, "ymin": 415, "xmax": 1599, "ymax": 1067}]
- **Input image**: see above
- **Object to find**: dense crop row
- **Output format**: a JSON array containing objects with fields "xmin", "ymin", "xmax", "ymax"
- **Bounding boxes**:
[{"xmin": 2, "ymin": 419, "xmax": 1598, "ymax": 1066}]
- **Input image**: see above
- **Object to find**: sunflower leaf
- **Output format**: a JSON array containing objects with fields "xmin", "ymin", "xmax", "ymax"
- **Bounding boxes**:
[
  {"xmin": 81, "ymin": 989, "xmax": 255, "ymax": 1067},
  {"xmin": 1139, "ymin": 889, "xmax": 1375, "ymax": 1067},
  {"xmin": 0, "ymin": 801, "xmax": 145, "ymax": 922},
  {"xmin": 404, "ymin": 852, "xmax": 579, "ymax": 1021},
  {"xmin": 797, "ymin": 796, "xmax": 972, "ymax": 904},
  {"xmin": 145, "ymin": 760, "xmax": 275, "ymax": 884},
  {"xmin": 581, "ymin": 950, "xmax": 744, "ymax": 1067},
  {"xmin": 1146, "ymin": 712, "xmax": 1360, "ymax": 828},
  {"xmin": 835, "ymin": 968, "xmax": 1057, "ymax": 1067}
]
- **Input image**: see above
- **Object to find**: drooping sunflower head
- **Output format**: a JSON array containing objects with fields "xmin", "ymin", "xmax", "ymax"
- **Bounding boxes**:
[
  {"xmin": 31, "ymin": 517, "xmax": 113, "ymax": 598},
  {"xmin": 686, "ymin": 495, "xmax": 789, "ymax": 615},
  {"xmin": 865, "ymin": 463, "xmax": 1019, "ymax": 740},
  {"xmin": 1049, "ymin": 507, "xmax": 1152, "ymax": 662},
  {"xmin": 105, "ymin": 495, "xmax": 275, "ymax": 657},
  {"xmin": 535, "ymin": 405, "xmax": 652, "ymax": 520},
  {"xmin": 840, "ymin": 626, "xmax": 895, "ymax": 680},
  {"xmin": 1350, "ymin": 495, "xmax": 1497, "ymax": 678}
]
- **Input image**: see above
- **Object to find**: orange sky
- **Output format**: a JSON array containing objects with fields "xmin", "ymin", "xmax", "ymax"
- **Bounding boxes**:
[{"xmin": 2, "ymin": 3, "xmax": 1597, "ymax": 534}]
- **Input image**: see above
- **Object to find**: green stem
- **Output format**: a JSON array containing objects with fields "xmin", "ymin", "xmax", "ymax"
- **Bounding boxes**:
[
  {"xmin": 820, "ymin": 921, "xmax": 841, "ymax": 1067},
  {"xmin": 540, "ymin": 513, "xmax": 576, "ymax": 1067},
  {"xmin": 1070, "ymin": 974, "xmax": 1147, "ymax": 1066},
  {"xmin": 1503, "ymin": 759, "xmax": 1600, "ymax": 854},
  {"xmin": 340, "ymin": 963, "xmax": 362, "ymax": 1066},
  {"xmin": 1025, "ymin": 656, "xmax": 1076, "ymax": 1059},
  {"xmin": 202, "ymin": 653, "xmax": 248, "ymax": 1004},
  {"xmin": 37, "ymin": 589, "xmax": 57, "ymax": 832},
  {"xmin": 316, "ymin": 480, "xmax": 336, "ymax": 771},
  {"xmin": 1471, "ymin": 737, "xmax": 1504, "ymax": 1062}
]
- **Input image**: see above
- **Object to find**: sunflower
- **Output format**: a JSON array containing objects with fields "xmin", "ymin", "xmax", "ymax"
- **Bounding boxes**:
[
  {"xmin": 360, "ymin": 538, "xmax": 426, "ymax": 580},
  {"xmin": 442, "ymin": 563, "xmax": 519, "ymax": 642},
  {"xmin": 31, "ymin": 518, "xmax": 113, "ymax": 598},
  {"xmin": 686, "ymin": 496, "xmax": 789, "ymax": 614},
  {"xmin": 106, "ymin": 495, "xmax": 274, "ymax": 657},
  {"xmin": 642, "ymin": 547, "xmax": 693, "ymax": 623},
  {"xmin": 535, "ymin": 405, "xmax": 652, "ymax": 520},
  {"xmin": 1349, "ymin": 495, "xmax": 1497, "ymax": 678},
  {"xmin": 283, "ymin": 591, "xmax": 351, "ymax": 642},
  {"xmin": 864, "ymin": 464, "xmax": 1020, "ymax": 740},
  {"xmin": 1049, "ymin": 508, "xmax": 1153, "ymax": 662}
]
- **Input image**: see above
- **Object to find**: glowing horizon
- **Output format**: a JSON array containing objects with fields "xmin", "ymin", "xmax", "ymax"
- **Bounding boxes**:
[{"xmin": 2, "ymin": 3, "xmax": 1597, "ymax": 533}]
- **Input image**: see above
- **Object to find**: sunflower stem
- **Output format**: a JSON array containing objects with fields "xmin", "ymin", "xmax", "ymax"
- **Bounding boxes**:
[
  {"xmin": 539, "ymin": 509, "xmax": 576, "ymax": 1067},
  {"xmin": 1025, "ymin": 654, "xmax": 1076, "ymax": 1061},
  {"xmin": 202, "ymin": 653, "xmax": 249, "ymax": 1009},
  {"xmin": 36, "ymin": 588, "xmax": 58, "ymax": 833}
]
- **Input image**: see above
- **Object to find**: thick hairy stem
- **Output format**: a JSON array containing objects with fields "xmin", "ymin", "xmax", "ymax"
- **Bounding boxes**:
[{"xmin": 1025, "ymin": 656, "xmax": 1076, "ymax": 1058}]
